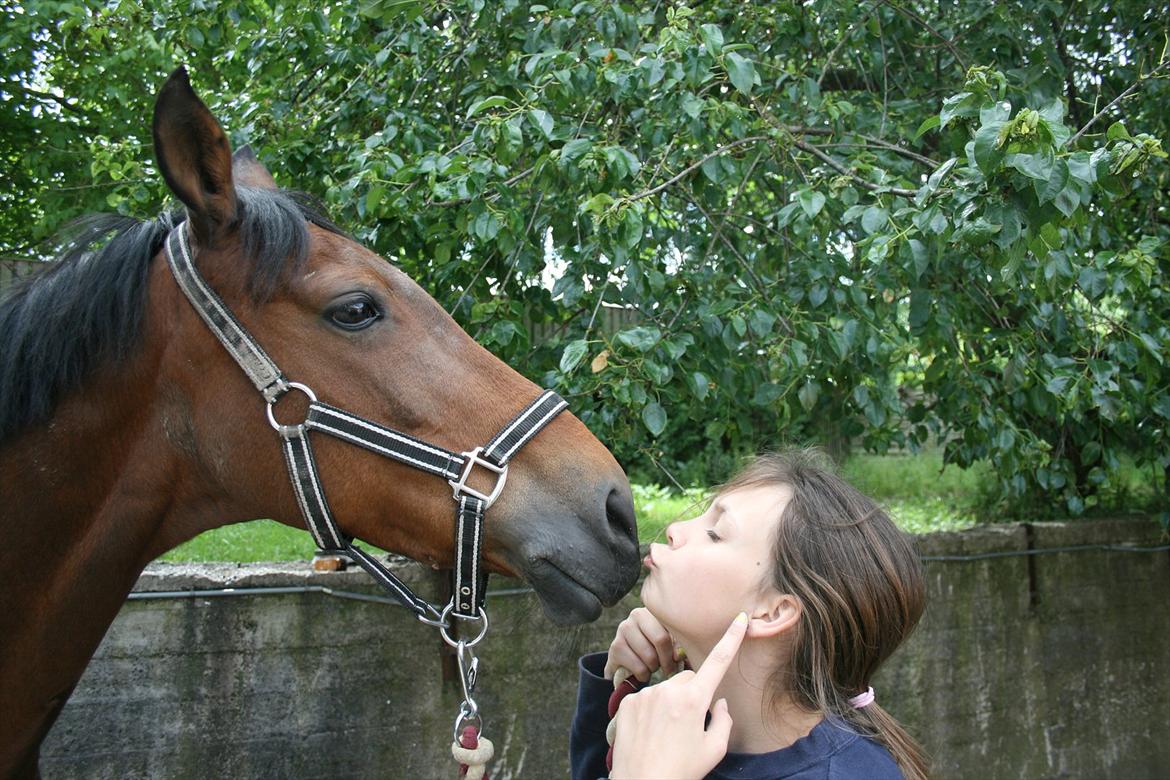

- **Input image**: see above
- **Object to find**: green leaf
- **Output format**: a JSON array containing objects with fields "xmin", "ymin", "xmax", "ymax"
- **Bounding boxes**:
[
  {"xmin": 861, "ymin": 206, "xmax": 888, "ymax": 234},
  {"xmin": 690, "ymin": 372, "xmax": 710, "ymax": 401},
  {"xmin": 472, "ymin": 210, "xmax": 501, "ymax": 241},
  {"xmin": 681, "ymin": 92, "xmax": 705, "ymax": 119},
  {"xmin": 980, "ymin": 101, "xmax": 1012, "ymax": 124},
  {"xmin": 1137, "ymin": 332, "xmax": 1164, "ymax": 365},
  {"xmin": 926, "ymin": 157, "xmax": 959, "ymax": 191},
  {"xmin": 559, "ymin": 339, "xmax": 588, "ymax": 373},
  {"xmin": 908, "ymin": 239, "xmax": 929, "ymax": 278},
  {"xmin": 852, "ymin": 384, "xmax": 870, "ymax": 408},
  {"xmin": 643, "ymin": 358, "xmax": 673, "ymax": 385},
  {"xmin": 798, "ymin": 189, "xmax": 825, "ymax": 219},
  {"xmin": 725, "ymin": 52, "xmax": 757, "ymax": 95},
  {"xmin": 365, "ymin": 185, "xmax": 385, "ymax": 215},
  {"xmin": 752, "ymin": 383, "xmax": 783, "ymax": 406},
  {"xmin": 842, "ymin": 204, "xmax": 867, "ymax": 224},
  {"xmin": 579, "ymin": 192, "xmax": 614, "ymax": 215},
  {"xmin": 973, "ymin": 120, "xmax": 1007, "ymax": 174},
  {"xmin": 1040, "ymin": 222, "xmax": 1063, "ymax": 249},
  {"xmin": 1038, "ymin": 97, "xmax": 1066, "ymax": 126},
  {"xmin": 604, "ymin": 146, "xmax": 641, "ymax": 181},
  {"xmin": 939, "ymin": 91, "xmax": 975, "ymax": 128},
  {"xmin": 1034, "ymin": 158, "xmax": 1069, "ymax": 204},
  {"xmin": 951, "ymin": 217, "xmax": 1001, "ymax": 247},
  {"xmin": 560, "ymin": 138, "xmax": 592, "ymax": 162},
  {"xmin": 642, "ymin": 402, "xmax": 667, "ymax": 436},
  {"xmin": 909, "ymin": 289, "xmax": 932, "ymax": 330},
  {"xmin": 1081, "ymin": 441, "xmax": 1102, "ymax": 465},
  {"xmin": 467, "ymin": 95, "xmax": 509, "ymax": 118},
  {"xmin": 616, "ymin": 326, "xmax": 662, "ymax": 352},
  {"xmin": 1106, "ymin": 121, "xmax": 1131, "ymax": 141},
  {"xmin": 749, "ymin": 309, "xmax": 776, "ymax": 338},
  {"xmin": 1066, "ymin": 151, "xmax": 1097, "ymax": 184},
  {"xmin": 914, "ymin": 114, "xmax": 941, "ymax": 139},
  {"xmin": 797, "ymin": 381, "xmax": 820, "ymax": 412},
  {"xmin": 489, "ymin": 319, "xmax": 519, "ymax": 346},
  {"xmin": 1006, "ymin": 151, "xmax": 1055, "ymax": 180},
  {"xmin": 528, "ymin": 109, "xmax": 554, "ymax": 139},
  {"xmin": 699, "ymin": 23, "xmax": 724, "ymax": 54},
  {"xmin": 620, "ymin": 208, "xmax": 644, "ymax": 249}
]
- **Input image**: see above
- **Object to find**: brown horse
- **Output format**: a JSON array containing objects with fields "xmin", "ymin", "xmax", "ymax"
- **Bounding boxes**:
[{"xmin": 0, "ymin": 69, "xmax": 639, "ymax": 778}]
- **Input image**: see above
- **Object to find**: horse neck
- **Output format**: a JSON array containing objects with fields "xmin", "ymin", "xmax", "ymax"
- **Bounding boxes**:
[{"xmin": 0, "ymin": 317, "xmax": 233, "ymax": 769}]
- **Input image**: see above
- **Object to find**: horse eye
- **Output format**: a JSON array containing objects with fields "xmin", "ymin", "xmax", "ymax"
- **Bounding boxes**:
[{"xmin": 328, "ymin": 296, "xmax": 381, "ymax": 330}]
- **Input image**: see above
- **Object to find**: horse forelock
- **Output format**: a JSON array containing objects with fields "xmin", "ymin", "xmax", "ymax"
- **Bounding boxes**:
[{"xmin": 0, "ymin": 187, "xmax": 345, "ymax": 445}]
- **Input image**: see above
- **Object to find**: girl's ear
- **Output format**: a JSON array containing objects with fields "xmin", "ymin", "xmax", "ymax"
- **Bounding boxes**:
[{"xmin": 747, "ymin": 594, "xmax": 801, "ymax": 638}]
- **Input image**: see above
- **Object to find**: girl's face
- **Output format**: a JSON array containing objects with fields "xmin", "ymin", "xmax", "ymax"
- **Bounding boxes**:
[{"xmin": 640, "ymin": 483, "xmax": 790, "ymax": 648}]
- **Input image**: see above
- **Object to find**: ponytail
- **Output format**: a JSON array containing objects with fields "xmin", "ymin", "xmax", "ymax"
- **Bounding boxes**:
[{"xmin": 844, "ymin": 703, "xmax": 930, "ymax": 780}]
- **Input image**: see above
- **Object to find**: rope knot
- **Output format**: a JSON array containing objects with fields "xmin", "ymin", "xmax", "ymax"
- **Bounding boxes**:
[{"xmin": 452, "ymin": 725, "xmax": 493, "ymax": 780}]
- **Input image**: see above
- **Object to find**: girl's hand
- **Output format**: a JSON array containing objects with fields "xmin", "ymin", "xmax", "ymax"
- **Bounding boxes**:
[
  {"xmin": 609, "ymin": 613, "xmax": 748, "ymax": 780},
  {"xmin": 605, "ymin": 607, "xmax": 680, "ymax": 682}
]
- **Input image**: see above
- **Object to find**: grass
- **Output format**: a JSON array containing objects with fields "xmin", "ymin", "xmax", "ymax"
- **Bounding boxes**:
[
  {"xmin": 160, "ymin": 450, "xmax": 992, "ymax": 563},
  {"xmin": 841, "ymin": 451, "xmax": 987, "ymax": 534}
]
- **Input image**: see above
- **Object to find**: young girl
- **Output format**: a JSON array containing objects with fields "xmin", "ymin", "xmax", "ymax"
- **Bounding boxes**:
[{"xmin": 570, "ymin": 450, "xmax": 929, "ymax": 780}]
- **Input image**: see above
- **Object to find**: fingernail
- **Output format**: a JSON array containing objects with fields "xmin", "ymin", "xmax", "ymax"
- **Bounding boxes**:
[{"xmin": 734, "ymin": 611, "xmax": 748, "ymax": 625}]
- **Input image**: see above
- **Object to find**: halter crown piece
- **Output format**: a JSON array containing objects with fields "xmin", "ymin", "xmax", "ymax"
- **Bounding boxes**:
[{"xmin": 164, "ymin": 223, "xmax": 567, "ymax": 773}]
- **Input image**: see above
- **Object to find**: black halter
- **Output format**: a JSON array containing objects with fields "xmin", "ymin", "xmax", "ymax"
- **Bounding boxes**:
[{"xmin": 163, "ymin": 223, "xmax": 567, "ymax": 626}]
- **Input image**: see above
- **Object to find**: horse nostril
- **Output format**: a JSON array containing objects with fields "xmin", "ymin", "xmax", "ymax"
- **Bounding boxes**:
[{"xmin": 605, "ymin": 487, "xmax": 638, "ymax": 545}]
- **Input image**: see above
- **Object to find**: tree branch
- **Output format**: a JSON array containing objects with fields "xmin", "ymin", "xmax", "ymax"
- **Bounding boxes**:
[
  {"xmin": 626, "ymin": 136, "xmax": 768, "ymax": 202},
  {"xmin": 880, "ymin": 0, "xmax": 967, "ymax": 71},
  {"xmin": 818, "ymin": 5, "xmax": 881, "ymax": 88},
  {"xmin": 1069, "ymin": 59, "xmax": 1170, "ymax": 146},
  {"xmin": 791, "ymin": 135, "xmax": 917, "ymax": 197}
]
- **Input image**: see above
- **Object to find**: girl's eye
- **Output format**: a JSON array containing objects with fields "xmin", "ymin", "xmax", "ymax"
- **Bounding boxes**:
[
  {"xmin": 328, "ymin": 296, "xmax": 382, "ymax": 330},
  {"xmin": 706, "ymin": 529, "xmax": 722, "ymax": 542}
]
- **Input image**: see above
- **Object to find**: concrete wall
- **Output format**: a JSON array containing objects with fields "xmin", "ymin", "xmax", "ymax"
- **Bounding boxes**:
[{"xmin": 41, "ymin": 519, "xmax": 1169, "ymax": 779}]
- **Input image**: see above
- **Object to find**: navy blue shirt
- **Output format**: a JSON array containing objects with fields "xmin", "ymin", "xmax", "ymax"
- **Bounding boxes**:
[{"xmin": 570, "ymin": 652, "xmax": 905, "ymax": 780}]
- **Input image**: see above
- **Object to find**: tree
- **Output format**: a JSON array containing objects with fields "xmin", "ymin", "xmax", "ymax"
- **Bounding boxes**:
[{"xmin": 2, "ymin": 0, "xmax": 1167, "ymax": 515}]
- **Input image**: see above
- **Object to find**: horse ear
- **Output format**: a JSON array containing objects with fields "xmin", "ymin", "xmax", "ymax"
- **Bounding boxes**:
[
  {"xmin": 232, "ymin": 146, "xmax": 278, "ymax": 190},
  {"xmin": 152, "ymin": 67, "xmax": 237, "ymax": 245}
]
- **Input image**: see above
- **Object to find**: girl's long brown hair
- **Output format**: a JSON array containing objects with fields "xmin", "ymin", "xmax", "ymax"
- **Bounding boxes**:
[{"xmin": 721, "ymin": 449, "xmax": 930, "ymax": 780}]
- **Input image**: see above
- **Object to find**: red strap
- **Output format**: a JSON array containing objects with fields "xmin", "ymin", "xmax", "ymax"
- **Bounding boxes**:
[{"xmin": 604, "ymin": 677, "xmax": 647, "ymax": 772}]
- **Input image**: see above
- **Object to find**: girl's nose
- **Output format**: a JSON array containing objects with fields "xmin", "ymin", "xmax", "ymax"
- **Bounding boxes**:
[{"xmin": 665, "ymin": 521, "xmax": 682, "ymax": 548}]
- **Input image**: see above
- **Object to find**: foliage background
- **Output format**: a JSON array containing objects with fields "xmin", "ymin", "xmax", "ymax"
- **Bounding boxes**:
[{"xmin": 2, "ymin": 0, "xmax": 1168, "ymax": 518}]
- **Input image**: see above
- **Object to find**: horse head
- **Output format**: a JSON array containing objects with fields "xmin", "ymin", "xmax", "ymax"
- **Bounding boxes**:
[{"xmin": 149, "ymin": 68, "xmax": 639, "ymax": 624}]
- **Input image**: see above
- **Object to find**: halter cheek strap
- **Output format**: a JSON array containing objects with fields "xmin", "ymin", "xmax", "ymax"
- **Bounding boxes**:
[{"xmin": 163, "ymin": 223, "xmax": 567, "ymax": 623}]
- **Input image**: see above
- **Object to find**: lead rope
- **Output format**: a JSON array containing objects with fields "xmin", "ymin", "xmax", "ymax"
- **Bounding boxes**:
[{"xmin": 604, "ymin": 667, "xmax": 647, "ymax": 773}]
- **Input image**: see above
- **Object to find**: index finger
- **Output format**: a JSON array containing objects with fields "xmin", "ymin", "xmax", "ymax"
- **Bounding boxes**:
[{"xmin": 693, "ymin": 612, "xmax": 748, "ymax": 697}]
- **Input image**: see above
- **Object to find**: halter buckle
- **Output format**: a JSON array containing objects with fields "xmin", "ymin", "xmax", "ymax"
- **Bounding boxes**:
[{"xmin": 448, "ymin": 447, "xmax": 508, "ymax": 509}]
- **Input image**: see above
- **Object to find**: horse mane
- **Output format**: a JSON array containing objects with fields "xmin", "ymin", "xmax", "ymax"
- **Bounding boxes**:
[{"xmin": 0, "ymin": 186, "xmax": 344, "ymax": 445}]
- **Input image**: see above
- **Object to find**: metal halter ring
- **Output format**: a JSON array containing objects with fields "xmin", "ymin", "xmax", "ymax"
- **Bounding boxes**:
[
  {"xmin": 266, "ymin": 382, "xmax": 318, "ymax": 438},
  {"xmin": 439, "ymin": 603, "xmax": 489, "ymax": 648},
  {"xmin": 453, "ymin": 703, "xmax": 483, "ymax": 743}
]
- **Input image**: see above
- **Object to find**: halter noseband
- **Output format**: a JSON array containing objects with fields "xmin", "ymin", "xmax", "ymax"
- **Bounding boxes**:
[{"xmin": 163, "ymin": 222, "xmax": 567, "ymax": 747}]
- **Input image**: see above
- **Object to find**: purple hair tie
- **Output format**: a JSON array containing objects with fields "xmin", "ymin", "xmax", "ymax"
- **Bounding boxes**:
[{"xmin": 848, "ymin": 687, "xmax": 875, "ymax": 708}]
